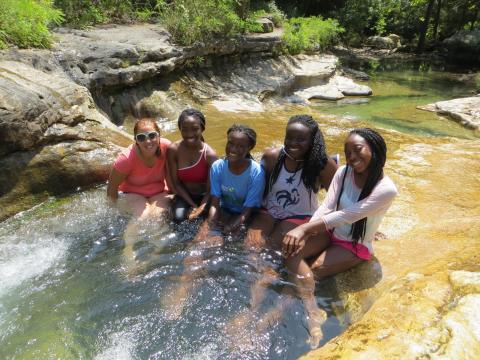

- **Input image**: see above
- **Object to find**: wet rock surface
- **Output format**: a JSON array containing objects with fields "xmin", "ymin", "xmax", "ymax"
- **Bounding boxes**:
[
  {"xmin": 0, "ymin": 60, "xmax": 131, "ymax": 220},
  {"xmin": 301, "ymin": 249, "xmax": 480, "ymax": 360},
  {"xmin": 418, "ymin": 95, "xmax": 480, "ymax": 131}
]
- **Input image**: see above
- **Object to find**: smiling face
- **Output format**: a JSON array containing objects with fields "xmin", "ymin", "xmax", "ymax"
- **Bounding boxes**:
[
  {"xmin": 225, "ymin": 131, "xmax": 252, "ymax": 163},
  {"xmin": 135, "ymin": 121, "xmax": 160, "ymax": 157},
  {"xmin": 180, "ymin": 115, "xmax": 204, "ymax": 146},
  {"xmin": 344, "ymin": 133, "xmax": 373, "ymax": 174},
  {"xmin": 284, "ymin": 122, "xmax": 312, "ymax": 160}
]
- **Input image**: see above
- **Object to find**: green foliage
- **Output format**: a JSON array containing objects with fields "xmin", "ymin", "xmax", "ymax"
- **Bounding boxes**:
[
  {"xmin": 338, "ymin": 0, "xmax": 480, "ymax": 46},
  {"xmin": 157, "ymin": 0, "xmax": 256, "ymax": 46},
  {"xmin": 266, "ymin": 1, "xmax": 285, "ymax": 27},
  {"xmin": 250, "ymin": 1, "xmax": 285, "ymax": 26},
  {"xmin": 0, "ymin": 0, "xmax": 63, "ymax": 48},
  {"xmin": 282, "ymin": 16, "xmax": 344, "ymax": 54},
  {"xmin": 54, "ymin": 0, "xmax": 159, "ymax": 27}
]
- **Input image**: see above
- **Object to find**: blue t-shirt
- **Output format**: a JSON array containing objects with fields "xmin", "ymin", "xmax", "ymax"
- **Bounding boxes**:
[{"xmin": 210, "ymin": 158, "xmax": 265, "ymax": 214}]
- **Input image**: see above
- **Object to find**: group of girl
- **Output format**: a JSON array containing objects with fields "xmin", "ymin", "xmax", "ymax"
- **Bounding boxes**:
[{"xmin": 106, "ymin": 109, "xmax": 398, "ymax": 347}]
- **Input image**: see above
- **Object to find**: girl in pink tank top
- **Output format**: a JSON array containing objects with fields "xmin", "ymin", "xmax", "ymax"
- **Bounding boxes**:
[{"xmin": 167, "ymin": 109, "xmax": 217, "ymax": 222}]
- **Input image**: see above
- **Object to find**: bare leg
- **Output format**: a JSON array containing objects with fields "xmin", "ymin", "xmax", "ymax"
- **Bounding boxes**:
[
  {"xmin": 284, "ymin": 232, "xmax": 331, "ymax": 349},
  {"xmin": 121, "ymin": 194, "xmax": 150, "ymax": 271},
  {"xmin": 244, "ymin": 212, "xmax": 277, "ymax": 309},
  {"xmin": 226, "ymin": 218, "xmax": 297, "ymax": 339},
  {"xmin": 147, "ymin": 192, "xmax": 171, "ymax": 217},
  {"xmin": 161, "ymin": 211, "xmax": 229, "ymax": 320}
]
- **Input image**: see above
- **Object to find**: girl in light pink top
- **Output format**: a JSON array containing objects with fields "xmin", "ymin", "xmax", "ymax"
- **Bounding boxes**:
[{"xmin": 282, "ymin": 128, "xmax": 398, "ymax": 347}]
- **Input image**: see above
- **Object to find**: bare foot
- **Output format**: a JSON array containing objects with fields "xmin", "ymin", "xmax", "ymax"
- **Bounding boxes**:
[
  {"xmin": 305, "ymin": 308, "xmax": 327, "ymax": 349},
  {"xmin": 161, "ymin": 281, "xmax": 191, "ymax": 321},
  {"xmin": 256, "ymin": 297, "xmax": 294, "ymax": 333},
  {"xmin": 224, "ymin": 310, "xmax": 253, "ymax": 338}
]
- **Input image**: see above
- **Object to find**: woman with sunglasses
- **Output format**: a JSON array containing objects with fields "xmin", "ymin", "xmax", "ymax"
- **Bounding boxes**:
[{"xmin": 107, "ymin": 118, "xmax": 172, "ymax": 269}]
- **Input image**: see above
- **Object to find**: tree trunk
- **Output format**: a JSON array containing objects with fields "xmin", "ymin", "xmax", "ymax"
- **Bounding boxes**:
[
  {"xmin": 471, "ymin": 7, "xmax": 479, "ymax": 30},
  {"xmin": 417, "ymin": 0, "xmax": 436, "ymax": 53},
  {"xmin": 433, "ymin": 0, "xmax": 442, "ymax": 41}
]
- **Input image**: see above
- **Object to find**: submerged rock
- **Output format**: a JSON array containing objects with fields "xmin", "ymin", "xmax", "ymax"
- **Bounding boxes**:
[{"xmin": 418, "ymin": 95, "xmax": 480, "ymax": 131}]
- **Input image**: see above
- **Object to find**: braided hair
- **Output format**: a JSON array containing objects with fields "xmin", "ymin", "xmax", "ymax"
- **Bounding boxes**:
[
  {"xmin": 178, "ymin": 108, "xmax": 206, "ymax": 131},
  {"xmin": 267, "ymin": 115, "xmax": 328, "ymax": 195},
  {"xmin": 227, "ymin": 124, "xmax": 257, "ymax": 159},
  {"xmin": 342, "ymin": 128, "xmax": 387, "ymax": 246}
]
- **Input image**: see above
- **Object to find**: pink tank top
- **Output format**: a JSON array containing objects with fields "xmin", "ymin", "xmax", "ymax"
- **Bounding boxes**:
[{"xmin": 177, "ymin": 145, "xmax": 209, "ymax": 184}]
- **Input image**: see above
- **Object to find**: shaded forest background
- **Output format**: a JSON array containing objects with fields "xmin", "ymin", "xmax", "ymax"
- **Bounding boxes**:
[{"xmin": 0, "ymin": 0, "xmax": 478, "ymax": 54}]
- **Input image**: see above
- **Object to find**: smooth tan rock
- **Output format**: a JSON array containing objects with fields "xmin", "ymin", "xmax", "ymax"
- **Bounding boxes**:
[
  {"xmin": 450, "ymin": 271, "xmax": 480, "ymax": 294},
  {"xmin": 300, "ymin": 249, "xmax": 480, "ymax": 360},
  {"xmin": 418, "ymin": 95, "xmax": 480, "ymax": 130}
]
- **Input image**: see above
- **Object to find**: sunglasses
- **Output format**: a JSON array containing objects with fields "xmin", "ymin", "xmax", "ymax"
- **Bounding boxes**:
[{"xmin": 135, "ymin": 131, "xmax": 159, "ymax": 142}]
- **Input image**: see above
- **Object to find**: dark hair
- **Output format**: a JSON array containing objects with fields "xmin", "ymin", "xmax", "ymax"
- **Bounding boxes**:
[
  {"xmin": 338, "ymin": 128, "xmax": 387, "ymax": 246},
  {"xmin": 178, "ymin": 108, "xmax": 206, "ymax": 131},
  {"xmin": 267, "ymin": 115, "xmax": 328, "ymax": 195},
  {"xmin": 133, "ymin": 118, "xmax": 162, "ymax": 157},
  {"xmin": 227, "ymin": 124, "xmax": 257, "ymax": 159}
]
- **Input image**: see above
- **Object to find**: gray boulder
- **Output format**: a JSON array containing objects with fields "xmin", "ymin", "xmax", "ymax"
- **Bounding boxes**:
[
  {"xmin": 418, "ymin": 95, "xmax": 480, "ymax": 130},
  {"xmin": 256, "ymin": 17, "xmax": 274, "ymax": 33},
  {"xmin": 0, "ymin": 60, "xmax": 131, "ymax": 220},
  {"xmin": 294, "ymin": 74, "xmax": 372, "ymax": 102},
  {"xmin": 443, "ymin": 30, "xmax": 480, "ymax": 61},
  {"xmin": 366, "ymin": 34, "xmax": 402, "ymax": 50}
]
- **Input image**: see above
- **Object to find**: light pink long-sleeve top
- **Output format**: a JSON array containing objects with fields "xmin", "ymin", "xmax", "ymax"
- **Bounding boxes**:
[{"xmin": 311, "ymin": 165, "xmax": 398, "ymax": 253}]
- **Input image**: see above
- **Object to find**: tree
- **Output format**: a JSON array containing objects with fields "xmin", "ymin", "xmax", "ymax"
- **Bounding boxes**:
[{"xmin": 416, "ymin": 0, "xmax": 436, "ymax": 52}]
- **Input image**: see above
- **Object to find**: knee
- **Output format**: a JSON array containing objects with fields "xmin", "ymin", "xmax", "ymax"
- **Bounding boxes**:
[{"xmin": 172, "ymin": 197, "xmax": 190, "ymax": 223}]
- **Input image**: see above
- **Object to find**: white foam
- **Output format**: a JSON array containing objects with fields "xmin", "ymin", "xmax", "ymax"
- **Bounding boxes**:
[
  {"xmin": 0, "ymin": 235, "xmax": 67, "ymax": 297},
  {"xmin": 95, "ymin": 331, "xmax": 135, "ymax": 360}
]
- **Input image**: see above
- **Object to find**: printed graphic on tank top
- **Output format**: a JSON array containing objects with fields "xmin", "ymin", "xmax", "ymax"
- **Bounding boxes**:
[{"xmin": 264, "ymin": 164, "xmax": 318, "ymax": 219}]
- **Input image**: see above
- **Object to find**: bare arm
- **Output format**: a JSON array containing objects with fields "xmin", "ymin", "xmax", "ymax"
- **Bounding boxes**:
[
  {"xmin": 318, "ymin": 157, "xmax": 338, "ymax": 190},
  {"xmin": 224, "ymin": 207, "xmax": 254, "ymax": 234},
  {"xmin": 207, "ymin": 196, "xmax": 221, "ymax": 225},
  {"xmin": 106, "ymin": 168, "xmax": 128, "ymax": 202},
  {"xmin": 191, "ymin": 145, "xmax": 218, "ymax": 219}
]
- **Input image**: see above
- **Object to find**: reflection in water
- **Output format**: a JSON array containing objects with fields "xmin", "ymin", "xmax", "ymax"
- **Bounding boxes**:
[{"xmin": 1, "ymin": 66, "xmax": 480, "ymax": 359}]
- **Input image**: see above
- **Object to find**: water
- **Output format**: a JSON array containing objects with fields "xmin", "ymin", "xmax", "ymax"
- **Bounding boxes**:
[{"xmin": 1, "ymin": 64, "xmax": 480, "ymax": 359}]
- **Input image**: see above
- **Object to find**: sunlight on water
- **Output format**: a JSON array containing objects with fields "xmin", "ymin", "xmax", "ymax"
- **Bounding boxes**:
[{"xmin": 1, "ymin": 65, "xmax": 480, "ymax": 359}]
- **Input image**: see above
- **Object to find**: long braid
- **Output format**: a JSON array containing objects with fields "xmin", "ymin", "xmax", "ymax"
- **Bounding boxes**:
[
  {"xmin": 349, "ymin": 128, "xmax": 387, "ymax": 246},
  {"xmin": 266, "ymin": 115, "xmax": 329, "ymax": 195}
]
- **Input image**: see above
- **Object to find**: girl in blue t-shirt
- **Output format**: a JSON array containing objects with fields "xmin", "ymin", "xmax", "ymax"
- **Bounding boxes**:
[
  {"xmin": 207, "ymin": 124, "xmax": 265, "ymax": 236},
  {"xmin": 161, "ymin": 124, "xmax": 264, "ymax": 320}
]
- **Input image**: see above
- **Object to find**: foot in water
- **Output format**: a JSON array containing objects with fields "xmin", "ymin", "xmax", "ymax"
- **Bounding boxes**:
[
  {"xmin": 161, "ymin": 280, "xmax": 191, "ymax": 321},
  {"xmin": 305, "ymin": 308, "xmax": 327, "ymax": 349}
]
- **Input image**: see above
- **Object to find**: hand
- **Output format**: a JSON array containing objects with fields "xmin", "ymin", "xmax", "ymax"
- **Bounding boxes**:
[
  {"xmin": 282, "ymin": 226, "xmax": 307, "ymax": 258},
  {"xmin": 188, "ymin": 203, "xmax": 206, "ymax": 220},
  {"xmin": 223, "ymin": 217, "xmax": 243, "ymax": 235}
]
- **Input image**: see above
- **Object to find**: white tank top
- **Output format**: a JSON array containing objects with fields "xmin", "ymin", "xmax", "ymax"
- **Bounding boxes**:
[{"xmin": 264, "ymin": 164, "xmax": 318, "ymax": 219}]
